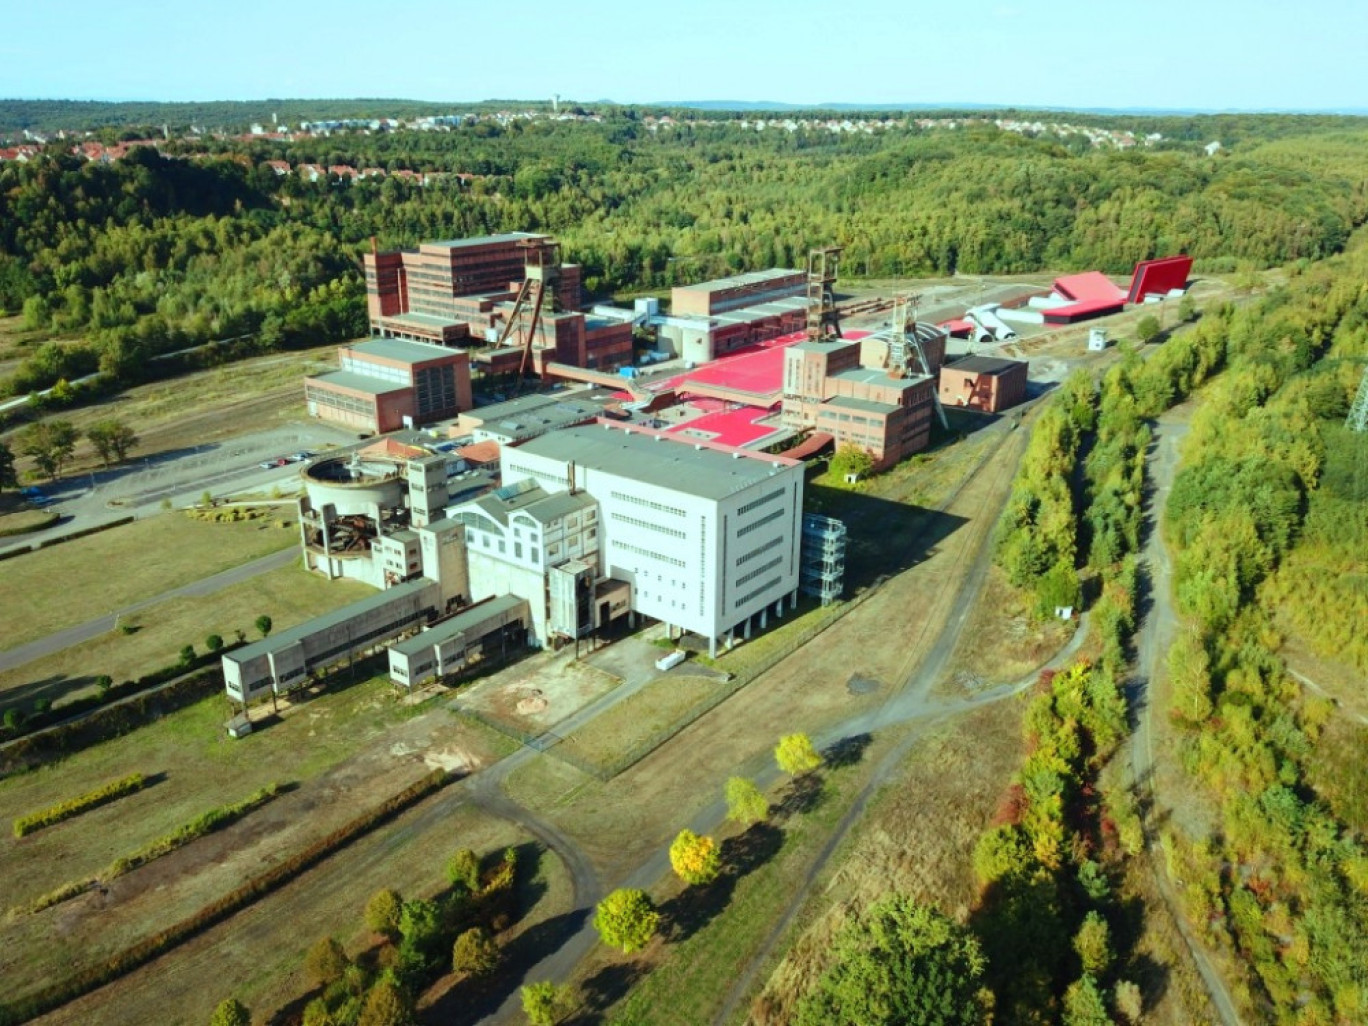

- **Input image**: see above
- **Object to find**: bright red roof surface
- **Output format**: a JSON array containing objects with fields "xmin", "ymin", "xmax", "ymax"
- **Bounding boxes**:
[
  {"xmin": 667, "ymin": 405, "xmax": 783, "ymax": 448},
  {"xmin": 650, "ymin": 329, "xmax": 869, "ymax": 400},
  {"xmin": 1053, "ymin": 272, "xmax": 1126, "ymax": 304},
  {"xmin": 1127, "ymin": 255, "xmax": 1192, "ymax": 303},
  {"xmin": 1043, "ymin": 298, "xmax": 1126, "ymax": 324},
  {"xmin": 939, "ymin": 318, "xmax": 975, "ymax": 336}
]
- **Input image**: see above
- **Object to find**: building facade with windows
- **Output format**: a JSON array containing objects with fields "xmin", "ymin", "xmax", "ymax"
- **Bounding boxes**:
[
  {"xmin": 304, "ymin": 337, "xmax": 472, "ymax": 434},
  {"xmin": 494, "ymin": 422, "xmax": 806, "ymax": 655}
]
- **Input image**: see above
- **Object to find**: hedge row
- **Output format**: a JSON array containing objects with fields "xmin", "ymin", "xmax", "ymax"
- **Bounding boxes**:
[
  {"xmin": 0, "ymin": 668, "xmax": 222, "ymax": 778},
  {"xmin": 14, "ymin": 784, "xmax": 282, "ymax": 917},
  {"xmin": 12, "ymin": 772, "xmax": 145, "ymax": 838},
  {"xmin": 0, "ymin": 769, "xmax": 452, "ymax": 1025}
]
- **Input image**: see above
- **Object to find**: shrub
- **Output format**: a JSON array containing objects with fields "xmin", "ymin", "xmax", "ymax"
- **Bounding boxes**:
[
  {"xmin": 445, "ymin": 848, "xmax": 480, "ymax": 893},
  {"xmin": 669, "ymin": 829, "xmax": 721, "ymax": 886},
  {"xmin": 12, "ymin": 772, "xmax": 145, "ymax": 837},
  {"xmin": 365, "ymin": 888, "xmax": 404, "ymax": 939},
  {"xmin": 775, "ymin": 732, "xmax": 823, "ymax": 776},
  {"xmin": 725, "ymin": 776, "xmax": 769, "ymax": 825},
  {"xmin": 205, "ymin": 634, "xmax": 224, "ymax": 653},
  {"xmin": 451, "ymin": 926, "xmax": 499, "ymax": 977},
  {"xmin": 209, "ymin": 997, "xmax": 250, "ymax": 1026},
  {"xmin": 305, "ymin": 937, "xmax": 349, "ymax": 988}
]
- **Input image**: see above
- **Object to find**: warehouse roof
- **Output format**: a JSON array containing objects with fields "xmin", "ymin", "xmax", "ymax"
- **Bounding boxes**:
[
  {"xmin": 822, "ymin": 395, "xmax": 895, "ymax": 415},
  {"xmin": 388, "ymin": 595, "xmax": 529, "ymax": 656},
  {"xmin": 348, "ymin": 337, "xmax": 464, "ymax": 365},
  {"xmin": 305, "ymin": 370, "xmax": 407, "ymax": 396},
  {"xmin": 830, "ymin": 367, "xmax": 928, "ymax": 390},
  {"xmin": 674, "ymin": 268, "xmax": 804, "ymax": 294},
  {"xmin": 421, "ymin": 232, "xmax": 545, "ymax": 250},
  {"xmin": 517, "ymin": 422, "xmax": 798, "ymax": 500},
  {"xmin": 223, "ymin": 578, "xmax": 437, "ymax": 665},
  {"xmin": 946, "ymin": 356, "xmax": 1026, "ymax": 376}
]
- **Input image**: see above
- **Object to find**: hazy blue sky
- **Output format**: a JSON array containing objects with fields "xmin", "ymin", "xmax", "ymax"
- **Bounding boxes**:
[{"xmin": 3, "ymin": 0, "xmax": 1365, "ymax": 111}]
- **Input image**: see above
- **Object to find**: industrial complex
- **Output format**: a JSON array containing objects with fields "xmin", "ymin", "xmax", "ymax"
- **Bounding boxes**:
[{"xmin": 232, "ymin": 235, "xmax": 1193, "ymax": 712}]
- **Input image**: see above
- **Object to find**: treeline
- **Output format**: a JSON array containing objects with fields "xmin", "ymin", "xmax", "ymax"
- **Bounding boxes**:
[{"xmin": 1158, "ymin": 240, "xmax": 1368, "ymax": 1022}]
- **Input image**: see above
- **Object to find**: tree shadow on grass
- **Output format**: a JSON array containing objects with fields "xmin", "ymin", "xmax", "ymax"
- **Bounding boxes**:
[
  {"xmin": 563, "ymin": 960, "xmax": 650, "ymax": 1026},
  {"xmin": 657, "ymin": 822, "xmax": 785, "ymax": 945},
  {"xmin": 822, "ymin": 732, "xmax": 872, "ymax": 770},
  {"xmin": 772, "ymin": 773, "xmax": 825, "ymax": 821},
  {"xmin": 419, "ymin": 909, "xmax": 589, "ymax": 1025}
]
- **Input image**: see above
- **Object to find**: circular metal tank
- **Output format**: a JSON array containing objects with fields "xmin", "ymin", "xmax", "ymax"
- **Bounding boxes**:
[{"xmin": 303, "ymin": 455, "xmax": 406, "ymax": 516}]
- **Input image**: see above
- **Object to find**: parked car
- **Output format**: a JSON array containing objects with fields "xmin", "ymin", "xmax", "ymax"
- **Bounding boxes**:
[
  {"xmin": 20, "ymin": 486, "xmax": 42, "ymax": 498},
  {"xmin": 258, "ymin": 460, "xmax": 277, "ymax": 469},
  {"xmin": 293, "ymin": 450, "xmax": 315, "ymax": 460}
]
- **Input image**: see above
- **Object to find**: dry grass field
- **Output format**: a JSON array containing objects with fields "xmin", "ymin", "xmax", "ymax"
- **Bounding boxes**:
[
  {"xmin": 0, "ymin": 509, "xmax": 299, "ymax": 651},
  {"xmin": 0, "ymin": 675, "xmax": 515, "ymax": 1020}
]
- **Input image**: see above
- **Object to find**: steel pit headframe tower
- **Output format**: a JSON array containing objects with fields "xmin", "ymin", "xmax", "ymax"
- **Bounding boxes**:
[
  {"xmin": 493, "ymin": 236, "xmax": 562, "ymax": 379},
  {"xmin": 806, "ymin": 245, "xmax": 843, "ymax": 343}
]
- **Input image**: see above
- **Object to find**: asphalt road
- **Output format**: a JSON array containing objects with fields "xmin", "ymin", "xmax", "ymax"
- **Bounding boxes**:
[
  {"xmin": 0, "ymin": 420, "xmax": 355, "ymax": 556},
  {"xmin": 1130, "ymin": 417, "xmax": 1244, "ymax": 1026},
  {"xmin": 0, "ymin": 548, "xmax": 300, "ymax": 673}
]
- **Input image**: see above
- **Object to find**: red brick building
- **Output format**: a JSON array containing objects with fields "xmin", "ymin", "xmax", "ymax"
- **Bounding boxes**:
[
  {"xmin": 304, "ymin": 338, "xmax": 473, "ymax": 434},
  {"xmin": 364, "ymin": 234, "xmax": 582, "ymax": 345},
  {"xmin": 938, "ymin": 356, "xmax": 1028, "ymax": 413}
]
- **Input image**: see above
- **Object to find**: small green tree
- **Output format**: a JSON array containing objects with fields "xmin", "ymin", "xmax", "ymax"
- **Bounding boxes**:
[
  {"xmin": 364, "ymin": 887, "xmax": 403, "ymax": 939},
  {"xmin": 205, "ymin": 633, "xmax": 225, "ymax": 653},
  {"xmin": 95, "ymin": 675, "xmax": 113, "ymax": 699},
  {"xmin": 725, "ymin": 776, "xmax": 769, "ymax": 826},
  {"xmin": 521, "ymin": 981, "xmax": 573, "ymax": 1026},
  {"xmin": 1135, "ymin": 314, "xmax": 1161, "ymax": 343},
  {"xmin": 1073, "ymin": 911, "xmax": 1113, "ymax": 976},
  {"xmin": 208, "ymin": 997, "xmax": 251, "ymax": 1026},
  {"xmin": 1062, "ymin": 974, "xmax": 1111, "ymax": 1026},
  {"xmin": 593, "ymin": 888, "xmax": 659, "ymax": 954},
  {"xmin": 830, "ymin": 442, "xmax": 875, "ymax": 482},
  {"xmin": 669, "ymin": 829, "xmax": 721, "ymax": 886},
  {"xmin": 795, "ymin": 895, "xmax": 988, "ymax": 1026},
  {"xmin": 452, "ymin": 926, "xmax": 500, "ymax": 977},
  {"xmin": 201, "ymin": 490, "xmax": 215, "ymax": 509},
  {"xmin": 17, "ymin": 419, "xmax": 79, "ymax": 479},
  {"xmin": 180, "ymin": 644, "xmax": 197, "ymax": 667},
  {"xmin": 357, "ymin": 979, "xmax": 413, "ymax": 1026},
  {"xmin": 446, "ymin": 847, "xmax": 481, "ymax": 892},
  {"xmin": 775, "ymin": 732, "xmax": 823, "ymax": 776},
  {"xmin": 255, "ymin": 614, "xmax": 273, "ymax": 639},
  {"xmin": 86, "ymin": 419, "xmax": 139, "ymax": 466},
  {"xmin": 304, "ymin": 936, "xmax": 350, "ymax": 988},
  {"xmin": 1177, "ymin": 293, "xmax": 1196, "ymax": 323}
]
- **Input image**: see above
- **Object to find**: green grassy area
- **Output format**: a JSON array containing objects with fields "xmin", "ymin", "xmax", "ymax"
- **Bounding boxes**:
[
  {"xmin": 599, "ymin": 745, "xmax": 887, "ymax": 1026},
  {"xmin": 0, "ymin": 563, "xmax": 370, "ymax": 713},
  {"xmin": 0, "ymin": 509, "xmax": 299, "ymax": 651},
  {"xmin": 553, "ymin": 675, "xmax": 732, "ymax": 775},
  {"xmin": 0, "ymin": 491, "xmax": 57, "ymax": 537}
]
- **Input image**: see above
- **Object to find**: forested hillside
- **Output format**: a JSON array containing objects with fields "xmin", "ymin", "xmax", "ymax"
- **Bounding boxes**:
[{"xmin": 2, "ymin": 114, "xmax": 1367, "ymax": 403}]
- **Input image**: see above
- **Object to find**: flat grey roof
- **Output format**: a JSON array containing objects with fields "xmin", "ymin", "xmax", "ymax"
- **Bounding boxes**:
[
  {"xmin": 517, "ymin": 424, "xmax": 795, "ymax": 501},
  {"xmin": 468, "ymin": 393, "xmax": 606, "ymax": 439},
  {"xmin": 791, "ymin": 338, "xmax": 860, "ymax": 354},
  {"xmin": 712, "ymin": 295, "xmax": 809, "ymax": 326},
  {"xmin": 224, "ymin": 578, "xmax": 436, "ymax": 665},
  {"xmin": 823, "ymin": 395, "xmax": 895, "ymax": 414},
  {"xmin": 389, "ymin": 595, "xmax": 529, "ymax": 656},
  {"xmin": 675, "ymin": 268, "xmax": 803, "ymax": 294},
  {"xmin": 947, "ymin": 356, "xmax": 1026, "ymax": 375},
  {"xmin": 349, "ymin": 337, "xmax": 461, "ymax": 364},
  {"xmin": 306, "ymin": 370, "xmax": 406, "ymax": 396},
  {"xmin": 422, "ymin": 232, "xmax": 545, "ymax": 250},
  {"xmin": 831, "ymin": 367, "xmax": 928, "ymax": 390}
]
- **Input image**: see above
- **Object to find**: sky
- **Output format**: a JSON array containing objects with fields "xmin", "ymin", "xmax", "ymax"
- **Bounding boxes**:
[{"xmin": 3, "ymin": 0, "xmax": 1366, "ymax": 112}]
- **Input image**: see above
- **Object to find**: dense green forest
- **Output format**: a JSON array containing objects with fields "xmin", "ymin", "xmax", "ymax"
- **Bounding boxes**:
[{"xmin": 2, "ymin": 113, "xmax": 1367, "ymax": 404}]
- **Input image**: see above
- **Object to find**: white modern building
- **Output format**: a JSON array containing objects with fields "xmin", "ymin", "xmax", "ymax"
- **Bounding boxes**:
[{"xmin": 485, "ymin": 421, "xmax": 806, "ymax": 656}]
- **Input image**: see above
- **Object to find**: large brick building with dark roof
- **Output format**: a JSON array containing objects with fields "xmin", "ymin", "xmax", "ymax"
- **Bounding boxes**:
[{"xmin": 304, "ymin": 338, "xmax": 472, "ymax": 434}]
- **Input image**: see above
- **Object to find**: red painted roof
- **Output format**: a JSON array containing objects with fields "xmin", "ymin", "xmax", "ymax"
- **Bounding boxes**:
[
  {"xmin": 666, "ymin": 404, "xmax": 782, "ymax": 448},
  {"xmin": 939, "ymin": 318, "xmax": 974, "ymax": 336},
  {"xmin": 651, "ymin": 329, "xmax": 869, "ymax": 400},
  {"xmin": 1053, "ymin": 272, "xmax": 1126, "ymax": 304},
  {"xmin": 1043, "ymin": 298, "xmax": 1125, "ymax": 324},
  {"xmin": 456, "ymin": 441, "xmax": 501, "ymax": 465}
]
